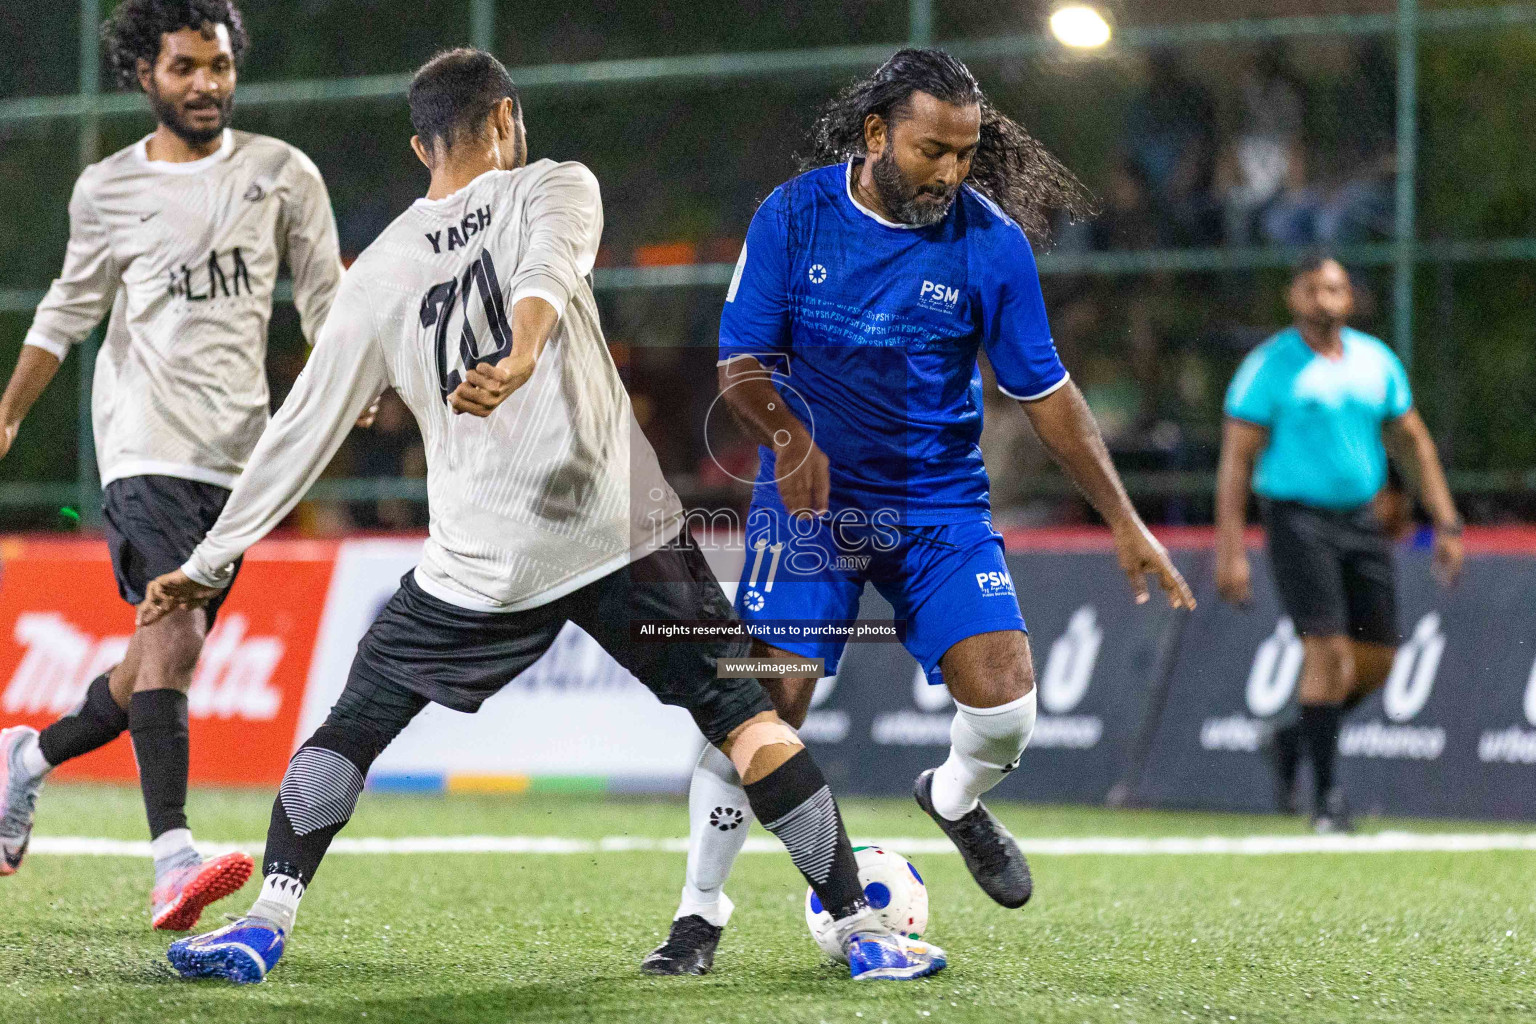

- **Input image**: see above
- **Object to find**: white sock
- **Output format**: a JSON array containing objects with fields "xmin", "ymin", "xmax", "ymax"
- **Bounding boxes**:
[
  {"xmin": 929, "ymin": 689, "xmax": 1037, "ymax": 821},
  {"xmin": 19, "ymin": 732, "xmax": 51, "ymax": 779},
  {"xmin": 249, "ymin": 873, "xmax": 305, "ymax": 933},
  {"xmin": 675, "ymin": 744, "xmax": 754, "ymax": 928},
  {"xmin": 150, "ymin": 828, "xmax": 199, "ymax": 876},
  {"xmin": 829, "ymin": 904, "xmax": 885, "ymax": 948}
]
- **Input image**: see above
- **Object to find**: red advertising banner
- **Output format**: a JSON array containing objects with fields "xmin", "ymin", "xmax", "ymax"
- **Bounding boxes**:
[{"xmin": 0, "ymin": 538, "xmax": 336, "ymax": 786}]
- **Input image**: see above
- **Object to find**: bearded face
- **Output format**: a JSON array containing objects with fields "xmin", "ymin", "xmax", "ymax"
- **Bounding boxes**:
[
  {"xmin": 140, "ymin": 24, "xmax": 238, "ymax": 148},
  {"xmin": 863, "ymin": 91, "xmax": 980, "ymax": 227},
  {"xmin": 869, "ymin": 144, "xmax": 961, "ymax": 227}
]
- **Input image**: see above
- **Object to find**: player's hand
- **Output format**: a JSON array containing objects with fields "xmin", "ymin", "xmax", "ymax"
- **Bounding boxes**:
[
  {"xmin": 1216, "ymin": 549, "xmax": 1253, "ymax": 607},
  {"xmin": 773, "ymin": 430, "xmax": 829, "ymax": 520},
  {"xmin": 1112, "ymin": 520, "xmax": 1195, "ymax": 610},
  {"xmin": 355, "ymin": 397, "xmax": 381, "ymax": 429},
  {"xmin": 1432, "ymin": 529, "xmax": 1464, "ymax": 588},
  {"xmin": 450, "ymin": 352, "xmax": 536, "ymax": 417},
  {"xmin": 137, "ymin": 569, "xmax": 222, "ymax": 627},
  {"xmin": 0, "ymin": 421, "xmax": 17, "ymax": 461}
]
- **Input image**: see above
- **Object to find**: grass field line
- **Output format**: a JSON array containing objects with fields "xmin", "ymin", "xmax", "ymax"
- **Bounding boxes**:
[{"xmin": 26, "ymin": 830, "xmax": 1536, "ymax": 859}]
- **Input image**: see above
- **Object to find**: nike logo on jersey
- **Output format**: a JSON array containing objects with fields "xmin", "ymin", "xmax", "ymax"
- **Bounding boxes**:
[
  {"xmin": 425, "ymin": 204, "xmax": 493, "ymax": 254},
  {"xmin": 243, "ymin": 182, "xmax": 266, "ymax": 202},
  {"xmin": 139, "ymin": 211, "xmax": 159, "ymax": 222}
]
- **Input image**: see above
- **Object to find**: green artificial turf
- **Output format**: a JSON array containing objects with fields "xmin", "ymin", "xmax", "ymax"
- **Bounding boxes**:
[{"xmin": 3, "ymin": 785, "xmax": 1535, "ymax": 1024}]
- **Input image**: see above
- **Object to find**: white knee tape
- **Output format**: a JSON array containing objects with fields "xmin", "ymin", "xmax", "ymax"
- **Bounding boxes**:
[{"xmin": 950, "ymin": 689, "xmax": 1037, "ymax": 771}]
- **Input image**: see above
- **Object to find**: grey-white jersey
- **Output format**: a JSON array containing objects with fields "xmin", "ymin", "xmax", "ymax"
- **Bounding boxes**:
[
  {"xmin": 24, "ymin": 129, "xmax": 343, "ymax": 488},
  {"xmin": 184, "ymin": 160, "xmax": 684, "ymax": 612}
]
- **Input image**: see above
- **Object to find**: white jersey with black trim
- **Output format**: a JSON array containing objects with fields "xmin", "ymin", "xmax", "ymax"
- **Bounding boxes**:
[
  {"xmin": 183, "ymin": 160, "xmax": 685, "ymax": 612},
  {"xmin": 23, "ymin": 129, "xmax": 343, "ymax": 488}
]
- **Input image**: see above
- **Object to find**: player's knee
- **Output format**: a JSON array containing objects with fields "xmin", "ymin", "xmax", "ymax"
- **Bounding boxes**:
[
  {"xmin": 722, "ymin": 713, "xmax": 804, "ymax": 784},
  {"xmin": 942, "ymin": 631, "xmax": 1035, "ymax": 707},
  {"xmin": 1333, "ymin": 637, "xmax": 1358, "ymax": 689},
  {"xmin": 316, "ymin": 707, "xmax": 399, "ymax": 768},
  {"xmin": 951, "ymin": 689, "xmax": 1037, "ymax": 771},
  {"xmin": 1300, "ymin": 636, "xmax": 1347, "ymax": 696},
  {"xmin": 131, "ymin": 663, "xmax": 197, "ymax": 694},
  {"xmin": 1352, "ymin": 641, "xmax": 1396, "ymax": 691},
  {"xmin": 763, "ymin": 677, "xmax": 818, "ymax": 729},
  {"xmin": 133, "ymin": 611, "xmax": 205, "ymax": 690},
  {"xmin": 1005, "ymin": 655, "xmax": 1036, "ymax": 700}
]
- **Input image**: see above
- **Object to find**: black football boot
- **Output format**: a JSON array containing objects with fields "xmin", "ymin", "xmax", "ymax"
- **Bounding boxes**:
[{"xmin": 914, "ymin": 768, "xmax": 1032, "ymax": 909}]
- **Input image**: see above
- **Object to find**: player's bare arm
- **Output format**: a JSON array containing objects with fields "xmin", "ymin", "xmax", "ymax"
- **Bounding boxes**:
[
  {"xmin": 0, "ymin": 347, "xmax": 64, "ymax": 461},
  {"xmin": 448, "ymin": 294, "xmax": 555, "ymax": 417},
  {"xmin": 1019, "ymin": 380, "xmax": 1194, "ymax": 609},
  {"xmin": 1383, "ymin": 407, "xmax": 1464, "ymax": 586},
  {"xmin": 717, "ymin": 358, "xmax": 830, "ymax": 518},
  {"xmin": 1214, "ymin": 417, "xmax": 1269, "ymax": 606}
]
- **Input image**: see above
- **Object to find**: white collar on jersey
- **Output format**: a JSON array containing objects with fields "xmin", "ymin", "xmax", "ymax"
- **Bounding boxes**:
[
  {"xmin": 844, "ymin": 159, "xmax": 920, "ymax": 230},
  {"xmin": 412, "ymin": 168, "xmax": 502, "ymax": 210},
  {"xmin": 135, "ymin": 129, "xmax": 234, "ymax": 174}
]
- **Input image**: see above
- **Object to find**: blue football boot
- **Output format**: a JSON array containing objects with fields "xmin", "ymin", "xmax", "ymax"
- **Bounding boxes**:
[
  {"xmin": 167, "ymin": 916, "xmax": 285, "ymax": 984},
  {"xmin": 847, "ymin": 931, "xmax": 947, "ymax": 981}
]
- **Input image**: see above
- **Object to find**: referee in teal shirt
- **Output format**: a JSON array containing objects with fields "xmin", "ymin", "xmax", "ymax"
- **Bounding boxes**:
[{"xmin": 1215, "ymin": 255, "xmax": 1463, "ymax": 832}]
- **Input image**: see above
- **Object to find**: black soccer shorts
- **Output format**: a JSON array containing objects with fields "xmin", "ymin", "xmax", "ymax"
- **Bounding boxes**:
[
  {"xmin": 1262, "ymin": 498, "xmax": 1399, "ymax": 646},
  {"xmin": 343, "ymin": 532, "xmax": 775, "ymax": 746},
  {"xmin": 102, "ymin": 474, "xmax": 243, "ymax": 626}
]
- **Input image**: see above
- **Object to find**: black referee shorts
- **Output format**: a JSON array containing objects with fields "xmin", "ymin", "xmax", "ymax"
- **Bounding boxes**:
[
  {"xmin": 342, "ymin": 532, "xmax": 775, "ymax": 746},
  {"xmin": 102, "ymin": 474, "xmax": 243, "ymax": 626},
  {"xmin": 1262, "ymin": 499, "xmax": 1399, "ymax": 646}
]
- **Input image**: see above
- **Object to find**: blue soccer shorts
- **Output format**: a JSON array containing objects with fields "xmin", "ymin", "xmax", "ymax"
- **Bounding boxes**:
[{"xmin": 732, "ymin": 504, "xmax": 1027, "ymax": 684}]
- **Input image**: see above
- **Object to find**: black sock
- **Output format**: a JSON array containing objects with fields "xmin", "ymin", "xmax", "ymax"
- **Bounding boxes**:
[
  {"xmin": 262, "ymin": 725, "xmax": 381, "ymax": 885},
  {"xmin": 129, "ymin": 690, "xmax": 190, "ymax": 839},
  {"xmin": 1299, "ymin": 703, "xmax": 1344, "ymax": 807},
  {"xmin": 743, "ymin": 748, "xmax": 867, "ymax": 921},
  {"xmin": 1274, "ymin": 721, "xmax": 1303, "ymax": 789},
  {"xmin": 38, "ymin": 672, "xmax": 128, "ymax": 767}
]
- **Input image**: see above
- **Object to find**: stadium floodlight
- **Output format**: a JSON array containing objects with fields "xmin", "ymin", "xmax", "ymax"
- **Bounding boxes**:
[{"xmin": 1049, "ymin": 5, "xmax": 1112, "ymax": 48}]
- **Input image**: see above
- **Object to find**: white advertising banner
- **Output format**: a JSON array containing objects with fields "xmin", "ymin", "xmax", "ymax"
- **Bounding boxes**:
[{"xmin": 303, "ymin": 539, "xmax": 706, "ymax": 781}]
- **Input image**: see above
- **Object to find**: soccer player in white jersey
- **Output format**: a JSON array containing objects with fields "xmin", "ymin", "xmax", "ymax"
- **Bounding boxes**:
[
  {"xmin": 0, "ymin": 0, "xmax": 345, "ymax": 931},
  {"xmin": 140, "ymin": 49, "xmax": 945, "ymax": 985}
]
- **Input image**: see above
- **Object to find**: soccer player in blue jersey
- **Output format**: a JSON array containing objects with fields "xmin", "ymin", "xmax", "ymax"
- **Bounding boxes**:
[{"xmin": 643, "ymin": 49, "xmax": 1194, "ymax": 975}]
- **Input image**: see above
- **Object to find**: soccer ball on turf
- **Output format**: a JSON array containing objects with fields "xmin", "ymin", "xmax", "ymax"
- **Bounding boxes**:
[{"xmin": 804, "ymin": 845, "xmax": 929, "ymax": 961}]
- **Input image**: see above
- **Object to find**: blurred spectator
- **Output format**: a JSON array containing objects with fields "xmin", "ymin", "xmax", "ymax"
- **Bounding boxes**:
[
  {"xmin": 1218, "ymin": 42, "xmax": 1395, "ymax": 246},
  {"xmin": 1086, "ymin": 159, "xmax": 1158, "ymax": 251},
  {"xmin": 1121, "ymin": 52, "xmax": 1221, "ymax": 246},
  {"xmin": 1314, "ymin": 40, "xmax": 1395, "ymax": 243},
  {"xmin": 1220, "ymin": 44, "xmax": 1308, "ymax": 245},
  {"xmin": 348, "ymin": 389, "xmax": 427, "ymax": 530},
  {"xmin": 336, "ymin": 191, "xmax": 394, "ymax": 262}
]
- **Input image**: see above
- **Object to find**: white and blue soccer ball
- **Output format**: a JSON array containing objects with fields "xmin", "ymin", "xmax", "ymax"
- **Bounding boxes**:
[{"xmin": 805, "ymin": 845, "xmax": 929, "ymax": 961}]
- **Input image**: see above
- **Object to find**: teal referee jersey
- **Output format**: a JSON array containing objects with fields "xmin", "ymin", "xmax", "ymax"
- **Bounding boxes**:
[{"xmin": 1224, "ymin": 326, "xmax": 1412, "ymax": 510}]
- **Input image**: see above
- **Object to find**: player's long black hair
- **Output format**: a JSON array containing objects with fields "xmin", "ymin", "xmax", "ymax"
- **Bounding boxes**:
[
  {"xmin": 103, "ymin": 0, "xmax": 249, "ymax": 89},
  {"xmin": 803, "ymin": 48, "xmax": 1094, "ymax": 244}
]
